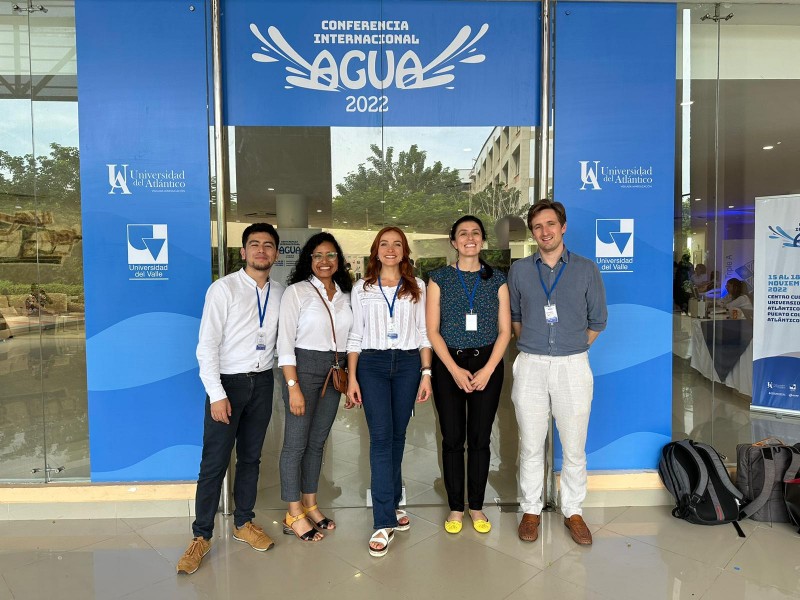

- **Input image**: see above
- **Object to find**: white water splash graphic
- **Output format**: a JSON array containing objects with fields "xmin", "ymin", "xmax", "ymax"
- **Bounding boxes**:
[{"xmin": 250, "ymin": 23, "xmax": 488, "ymax": 92}]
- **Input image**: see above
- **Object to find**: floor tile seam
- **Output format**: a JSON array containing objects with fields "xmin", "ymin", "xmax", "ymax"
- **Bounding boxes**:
[
  {"xmin": 120, "ymin": 517, "xmax": 173, "ymax": 532},
  {"xmin": 699, "ymin": 570, "xmax": 800, "ymax": 600},
  {"xmin": 497, "ymin": 568, "xmax": 541, "ymax": 600},
  {"xmin": 752, "ymin": 522, "xmax": 800, "ymax": 539},
  {"xmin": 133, "ymin": 528, "xmax": 191, "ymax": 570},
  {"xmin": 545, "ymin": 543, "xmax": 725, "ymax": 600},
  {"xmin": 548, "ymin": 529, "xmax": 720, "ymax": 574},
  {"xmin": 596, "ymin": 521, "xmax": 746, "ymax": 569},
  {"xmin": 0, "ymin": 552, "xmax": 42, "ymax": 576},
  {"xmin": 350, "ymin": 569, "xmax": 417, "ymax": 600},
  {"xmin": 696, "ymin": 567, "xmax": 728, "ymax": 600},
  {"xmin": 520, "ymin": 560, "xmax": 617, "ymax": 600},
  {"xmin": 597, "ymin": 505, "xmax": 632, "ymax": 528},
  {"xmin": 0, "ymin": 572, "xmax": 13, "ymax": 598},
  {"xmin": 357, "ymin": 533, "xmax": 542, "ymax": 596},
  {"xmin": 720, "ymin": 532, "xmax": 800, "ymax": 593},
  {"xmin": 106, "ymin": 566, "xmax": 179, "ymax": 600}
]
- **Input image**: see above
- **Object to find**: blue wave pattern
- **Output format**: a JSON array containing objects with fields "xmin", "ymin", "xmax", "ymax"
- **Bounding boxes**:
[
  {"xmin": 89, "ymin": 368, "xmax": 204, "ymax": 478},
  {"xmin": 86, "ymin": 312, "xmax": 201, "ymax": 391},
  {"xmin": 589, "ymin": 303, "xmax": 671, "ymax": 376},
  {"xmin": 554, "ymin": 352, "xmax": 673, "ymax": 470},
  {"xmin": 554, "ymin": 432, "xmax": 670, "ymax": 471},
  {"xmin": 93, "ymin": 445, "xmax": 201, "ymax": 482}
]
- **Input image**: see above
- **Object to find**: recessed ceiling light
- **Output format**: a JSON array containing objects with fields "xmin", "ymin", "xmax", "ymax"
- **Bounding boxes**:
[
  {"xmin": 267, "ymin": 187, "xmax": 274, "ymax": 191},
  {"xmin": 728, "ymin": 205, "xmax": 734, "ymax": 208},
  {"xmin": 763, "ymin": 145, "xmax": 774, "ymax": 150},
  {"xmin": 316, "ymin": 209, "xmax": 322, "ymax": 213},
  {"xmin": 694, "ymin": 198, "xmax": 701, "ymax": 202}
]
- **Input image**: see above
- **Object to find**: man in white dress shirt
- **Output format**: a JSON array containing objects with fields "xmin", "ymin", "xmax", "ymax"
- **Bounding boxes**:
[{"xmin": 177, "ymin": 223, "xmax": 284, "ymax": 574}]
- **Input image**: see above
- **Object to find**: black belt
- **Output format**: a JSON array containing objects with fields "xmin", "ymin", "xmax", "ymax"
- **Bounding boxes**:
[
  {"xmin": 449, "ymin": 343, "xmax": 494, "ymax": 358},
  {"xmin": 220, "ymin": 370, "xmax": 272, "ymax": 379}
]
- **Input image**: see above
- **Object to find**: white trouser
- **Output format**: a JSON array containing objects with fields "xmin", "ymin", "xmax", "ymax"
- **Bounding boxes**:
[{"xmin": 511, "ymin": 351, "xmax": 593, "ymax": 517}]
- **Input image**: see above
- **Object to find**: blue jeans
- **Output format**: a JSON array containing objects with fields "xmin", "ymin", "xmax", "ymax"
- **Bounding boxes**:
[
  {"xmin": 192, "ymin": 370, "xmax": 273, "ymax": 539},
  {"xmin": 358, "ymin": 349, "xmax": 421, "ymax": 529}
]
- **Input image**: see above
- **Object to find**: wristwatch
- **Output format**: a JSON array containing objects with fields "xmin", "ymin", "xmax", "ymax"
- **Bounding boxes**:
[{"xmin": 287, "ymin": 379, "xmax": 297, "ymax": 388}]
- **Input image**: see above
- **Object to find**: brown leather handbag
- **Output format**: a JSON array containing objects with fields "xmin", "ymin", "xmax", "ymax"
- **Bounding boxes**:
[{"xmin": 308, "ymin": 282, "xmax": 348, "ymax": 397}]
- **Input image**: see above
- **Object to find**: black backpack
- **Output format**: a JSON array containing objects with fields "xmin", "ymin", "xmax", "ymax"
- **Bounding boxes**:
[{"xmin": 658, "ymin": 440, "xmax": 746, "ymax": 536}]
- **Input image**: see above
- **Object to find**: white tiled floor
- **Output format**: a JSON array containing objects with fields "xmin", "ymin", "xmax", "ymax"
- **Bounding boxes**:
[
  {"xmin": 0, "ymin": 507, "xmax": 797, "ymax": 600},
  {"xmin": 3, "ymin": 313, "xmax": 800, "ymax": 598}
]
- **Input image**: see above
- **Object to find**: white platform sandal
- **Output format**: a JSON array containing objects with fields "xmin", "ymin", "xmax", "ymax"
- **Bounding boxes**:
[
  {"xmin": 394, "ymin": 509, "xmax": 411, "ymax": 531},
  {"xmin": 368, "ymin": 528, "xmax": 394, "ymax": 557}
]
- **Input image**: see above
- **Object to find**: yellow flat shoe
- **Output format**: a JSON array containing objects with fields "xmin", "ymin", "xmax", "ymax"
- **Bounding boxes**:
[
  {"xmin": 472, "ymin": 518, "xmax": 491, "ymax": 534},
  {"xmin": 444, "ymin": 519, "xmax": 463, "ymax": 534}
]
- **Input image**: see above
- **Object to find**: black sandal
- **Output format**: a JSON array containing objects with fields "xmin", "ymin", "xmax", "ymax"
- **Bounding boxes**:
[
  {"xmin": 283, "ymin": 512, "xmax": 322, "ymax": 542},
  {"xmin": 304, "ymin": 503, "xmax": 335, "ymax": 530}
]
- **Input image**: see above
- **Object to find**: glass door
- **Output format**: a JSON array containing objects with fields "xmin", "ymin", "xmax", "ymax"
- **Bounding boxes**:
[
  {"xmin": 0, "ymin": 1, "xmax": 87, "ymax": 482},
  {"xmin": 674, "ymin": 3, "xmax": 800, "ymax": 460}
]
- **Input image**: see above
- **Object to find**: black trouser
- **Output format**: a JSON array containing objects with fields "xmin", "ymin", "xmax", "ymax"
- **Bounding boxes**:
[
  {"xmin": 192, "ymin": 370, "xmax": 273, "ymax": 539},
  {"xmin": 432, "ymin": 344, "xmax": 503, "ymax": 512}
]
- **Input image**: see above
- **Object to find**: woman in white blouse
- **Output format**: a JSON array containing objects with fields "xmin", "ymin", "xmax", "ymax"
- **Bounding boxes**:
[
  {"xmin": 278, "ymin": 232, "xmax": 353, "ymax": 542},
  {"xmin": 346, "ymin": 227, "xmax": 433, "ymax": 557},
  {"xmin": 722, "ymin": 277, "xmax": 753, "ymax": 318}
]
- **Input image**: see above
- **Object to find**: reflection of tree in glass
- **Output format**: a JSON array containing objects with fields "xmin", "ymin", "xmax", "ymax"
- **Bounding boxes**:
[
  {"xmin": 332, "ymin": 143, "xmax": 469, "ymax": 233},
  {"xmin": 470, "ymin": 183, "xmax": 526, "ymax": 233},
  {"xmin": 0, "ymin": 144, "xmax": 80, "ymax": 213}
]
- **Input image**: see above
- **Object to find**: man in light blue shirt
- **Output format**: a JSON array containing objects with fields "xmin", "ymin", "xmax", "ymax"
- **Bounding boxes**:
[{"xmin": 508, "ymin": 200, "xmax": 607, "ymax": 546}]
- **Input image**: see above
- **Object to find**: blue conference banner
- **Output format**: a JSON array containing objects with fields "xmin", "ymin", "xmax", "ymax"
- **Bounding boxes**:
[
  {"xmin": 223, "ymin": 0, "xmax": 540, "ymax": 126},
  {"xmin": 553, "ymin": 3, "xmax": 676, "ymax": 469},
  {"xmin": 752, "ymin": 195, "xmax": 800, "ymax": 413},
  {"xmin": 76, "ymin": 1, "xmax": 211, "ymax": 480}
]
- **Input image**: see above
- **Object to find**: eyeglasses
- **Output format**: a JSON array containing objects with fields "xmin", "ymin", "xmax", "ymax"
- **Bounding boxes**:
[{"xmin": 312, "ymin": 252, "xmax": 338, "ymax": 262}]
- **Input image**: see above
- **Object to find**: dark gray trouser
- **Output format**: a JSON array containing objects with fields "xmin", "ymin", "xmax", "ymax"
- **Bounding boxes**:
[{"xmin": 279, "ymin": 348, "xmax": 343, "ymax": 502}]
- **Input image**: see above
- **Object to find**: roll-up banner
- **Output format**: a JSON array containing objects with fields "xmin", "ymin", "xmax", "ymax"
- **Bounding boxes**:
[
  {"xmin": 554, "ymin": 3, "xmax": 676, "ymax": 469},
  {"xmin": 753, "ymin": 195, "xmax": 800, "ymax": 414},
  {"xmin": 222, "ymin": 0, "xmax": 541, "ymax": 126},
  {"xmin": 76, "ymin": 1, "xmax": 211, "ymax": 481}
]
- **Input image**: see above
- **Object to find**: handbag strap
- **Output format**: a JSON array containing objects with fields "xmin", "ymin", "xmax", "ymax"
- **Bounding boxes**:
[
  {"xmin": 753, "ymin": 437, "xmax": 786, "ymax": 447},
  {"xmin": 307, "ymin": 281, "xmax": 340, "ymax": 364},
  {"xmin": 784, "ymin": 446, "xmax": 800, "ymax": 484},
  {"xmin": 739, "ymin": 446, "xmax": 779, "ymax": 520}
]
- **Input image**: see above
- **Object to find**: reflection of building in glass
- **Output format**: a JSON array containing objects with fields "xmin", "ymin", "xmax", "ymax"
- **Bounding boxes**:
[
  {"xmin": 468, "ymin": 127, "xmax": 535, "ymax": 254},
  {"xmin": 470, "ymin": 126, "xmax": 535, "ymax": 205}
]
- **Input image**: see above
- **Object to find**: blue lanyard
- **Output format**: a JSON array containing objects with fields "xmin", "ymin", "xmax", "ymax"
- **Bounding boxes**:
[
  {"xmin": 378, "ymin": 278, "xmax": 400, "ymax": 318},
  {"xmin": 255, "ymin": 282, "xmax": 271, "ymax": 328},
  {"xmin": 456, "ymin": 263, "xmax": 481, "ymax": 313},
  {"xmin": 536, "ymin": 252, "xmax": 568, "ymax": 305}
]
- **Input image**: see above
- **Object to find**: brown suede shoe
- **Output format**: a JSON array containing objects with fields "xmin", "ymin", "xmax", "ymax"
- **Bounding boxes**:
[
  {"xmin": 176, "ymin": 537, "xmax": 210, "ymax": 574},
  {"xmin": 518, "ymin": 513, "xmax": 540, "ymax": 543},
  {"xmin": 564, "ymin": 515, "xmax": 592, "ymax": 545}
]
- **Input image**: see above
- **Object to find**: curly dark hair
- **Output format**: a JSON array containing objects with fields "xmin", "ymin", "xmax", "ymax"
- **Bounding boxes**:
[{"xmin": 289, "ymin": 232, "xmax": 352, "ymax": 293}]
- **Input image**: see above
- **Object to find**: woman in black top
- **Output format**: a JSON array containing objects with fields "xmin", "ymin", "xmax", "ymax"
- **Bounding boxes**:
[{"xmin": 425, "ymin": 216, "xmax": 511, "ymax": 534}]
